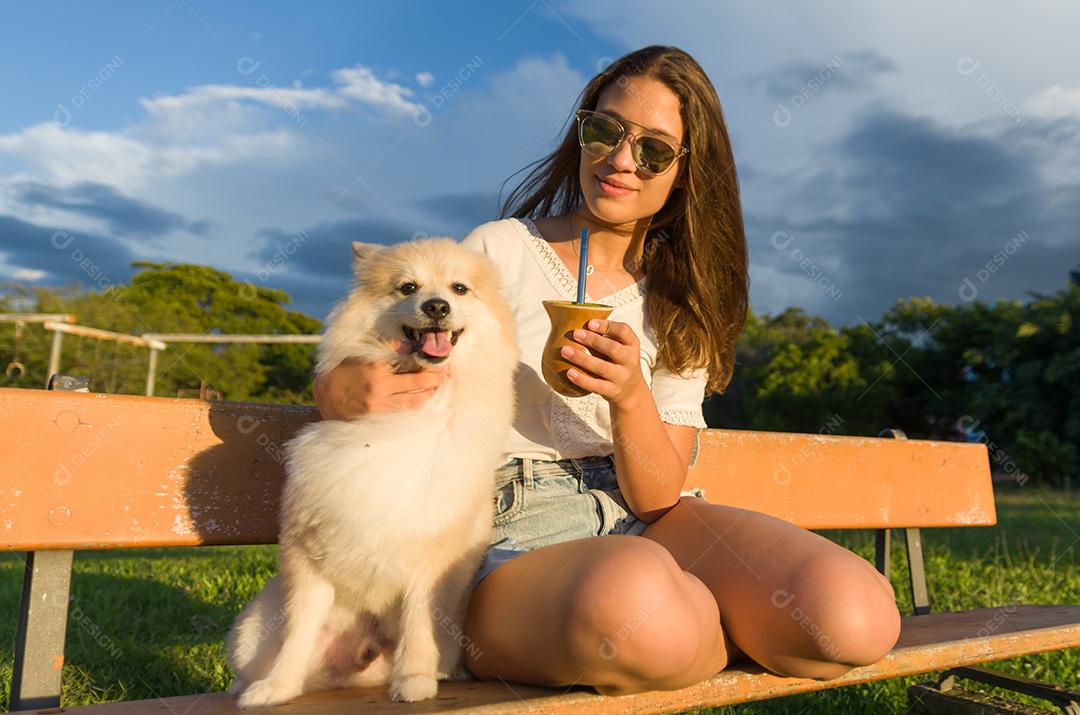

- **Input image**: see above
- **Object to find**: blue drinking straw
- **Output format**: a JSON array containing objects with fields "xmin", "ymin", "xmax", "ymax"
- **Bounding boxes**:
[{"xmin": 576, "ymin": 227, "xmax": 589, "ymax": 304}]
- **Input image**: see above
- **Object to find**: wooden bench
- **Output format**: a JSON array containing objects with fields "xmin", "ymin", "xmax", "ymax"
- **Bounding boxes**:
[{"xmin": 3, "ymin": 378, "xmax": 1079, "ymax": 714}]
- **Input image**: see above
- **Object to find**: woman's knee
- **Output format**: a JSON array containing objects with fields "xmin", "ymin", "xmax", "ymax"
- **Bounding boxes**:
[
  {"xmin": 776, "ymin": 554, "xmax": 902, "ymax": 670},
  {"xmin": 562, "ymin": 537, "xmax": 712, "ymax": 690}
]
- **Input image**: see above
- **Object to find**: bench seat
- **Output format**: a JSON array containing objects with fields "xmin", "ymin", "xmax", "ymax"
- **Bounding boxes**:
[{"xmin": 14, "ymin": 605, "xmax": 1079, "ymax": 714}]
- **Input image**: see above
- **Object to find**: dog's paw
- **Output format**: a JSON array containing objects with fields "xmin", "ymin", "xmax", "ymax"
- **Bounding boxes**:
[
  {"xmin": 235, "ymin": 677, "xmax": 302, "ymax": 709},
  {"xmin": 437, "ymin": 662, "xmax": 476, "ymax": 681},
  {"xmin": 389, "ymin": 673, "xmax": 438, "ymax": 702}
]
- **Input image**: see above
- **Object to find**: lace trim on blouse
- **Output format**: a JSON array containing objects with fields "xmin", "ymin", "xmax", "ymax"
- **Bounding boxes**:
[
  {"xmin": 657, "ymin": 407, "xmax": 707, "ymax": 429},
  {"xmin": 514, "ymin": 217, "xmax": 647, "ymax": 308}
]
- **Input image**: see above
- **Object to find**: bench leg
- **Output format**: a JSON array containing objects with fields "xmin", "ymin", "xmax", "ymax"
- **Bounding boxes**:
[
  {"xmin": 909, "ymin": 664, "xmax": 1080, "ymax": 713},
  {"xmin": 904, "ymin": 528, "xmax": 931, "ymax": 616},
  {"xmin": 10, "ymin": 549, "xmax": 74, "ymax": 711},
  {"xmin": 10, "ymin": 373, "xmax": 91, "ymax": 710},
  {"xmin": 875, "ymin": 527, "xmax": 930, "ymax": 615}
]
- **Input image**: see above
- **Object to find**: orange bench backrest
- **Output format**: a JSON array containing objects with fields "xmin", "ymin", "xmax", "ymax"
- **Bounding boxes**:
[{"xmin": 0, "ymin": 387, "xmax": 995, "ymax": 551}]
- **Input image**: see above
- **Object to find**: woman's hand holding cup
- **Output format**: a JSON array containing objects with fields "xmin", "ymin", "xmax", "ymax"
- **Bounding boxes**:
[{"xmin": 558, "ymin": 317, "xmax": 647, "ymax": 406}]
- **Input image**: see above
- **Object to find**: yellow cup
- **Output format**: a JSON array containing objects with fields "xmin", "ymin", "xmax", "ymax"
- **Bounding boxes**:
[{"xmin": 541, "ymin": 299, "xmax": 614, "ymax": 398}]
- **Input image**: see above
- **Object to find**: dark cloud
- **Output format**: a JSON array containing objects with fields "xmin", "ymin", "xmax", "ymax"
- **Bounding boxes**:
[
  {"xmin": 761, "ymin": 49, "xmax": 898, "ymax": 100},
  {"xmin": 12, "ymin": 181, "xmax": 211, "ymax": 238},
  {"xmin": 413, "ymin": 191, "xmax": 501, "ymax": 234},
  {"xmin": 248, "ymin": 207, "xmax": 498, "ymax": 319},
  {"xmin": 0, "ymin": 214, "xmax": 138, "ymax": 290},
  {"xmin": 847, "ymin": 49, "xmax": 899, "ymax": 73},
  {"xmin": 843, "ymin": 107, "xmax": 1035, "ymax": 207},
  {"xmin": 252, "ymin": 218, "xmax": 410, "ymax": 283},
  {"xmin": 0, "ymin": 210, "xmax": 347, "ymax": 320},
  {"xmin": 749, "ymin": 106, "xmax": 1080, "ymax": 324}
]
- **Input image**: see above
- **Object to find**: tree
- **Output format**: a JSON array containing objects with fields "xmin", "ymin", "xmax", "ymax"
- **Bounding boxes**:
[
  {"xmin": 703, "ymin": 282, "xmax": 1078, "ymax": 486},
  {"xmin": 2, "ymin": 263, "xmax": 322, "ymax": 403}
]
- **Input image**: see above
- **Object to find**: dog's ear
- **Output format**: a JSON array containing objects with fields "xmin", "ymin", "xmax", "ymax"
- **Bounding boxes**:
[{"xmin": 351, "ymin": 241, "xmax": 383, "ymax": 274}]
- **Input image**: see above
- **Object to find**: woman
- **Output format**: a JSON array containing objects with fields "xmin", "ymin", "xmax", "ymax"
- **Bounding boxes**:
[{"xmin": 314, "ymin": 45, "xmax": 900, "ymax": 696}]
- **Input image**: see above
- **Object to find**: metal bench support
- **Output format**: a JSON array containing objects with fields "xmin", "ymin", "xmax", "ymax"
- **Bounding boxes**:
[
  {"xmin": 875, "ymin": 527, "xmax": 930, "ymax": 615},
  {"xmin": 9, "ymin": 375, "xmax": 87, "ymax": 710},
  {"xmin": 10, "ymin": 549, "xmax": 74, "ymax": 711},
  {"xmin": 909, "ymin": 663, "xmax": 1080, "ymax": 714},
  {"xmin": 904, "ymin": 527, "xmax": 931, "ymax": 616}
]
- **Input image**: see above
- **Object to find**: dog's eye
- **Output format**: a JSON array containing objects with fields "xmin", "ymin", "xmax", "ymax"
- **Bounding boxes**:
[
  {"xmin": 452, "ymin": 283, "xmax": 469, "ymax": 295},
  {"xmin": 399, "ymin": 282, "xmax": 418, "ymax": 295}
]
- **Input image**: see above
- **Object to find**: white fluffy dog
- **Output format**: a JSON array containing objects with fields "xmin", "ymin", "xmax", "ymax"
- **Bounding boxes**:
[{"xmin": 227, "ymin": 237, "xmax": 518, "ymax": 706}]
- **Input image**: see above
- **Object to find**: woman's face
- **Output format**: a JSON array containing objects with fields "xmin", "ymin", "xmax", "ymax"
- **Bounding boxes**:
[{"xmin": 578, "ymin": 76, "xmax": 685, "ymax": 228}]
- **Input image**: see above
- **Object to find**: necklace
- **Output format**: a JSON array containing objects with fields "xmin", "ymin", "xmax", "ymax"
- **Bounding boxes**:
[{"xmin": 569, "ymin": 218, "xmax": 631, "ymax": 275}]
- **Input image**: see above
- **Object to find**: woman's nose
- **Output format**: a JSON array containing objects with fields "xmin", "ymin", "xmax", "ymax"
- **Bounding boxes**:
[{"xmin": 606, "ymin": 136, "xmax": 637, "ymax": 173}]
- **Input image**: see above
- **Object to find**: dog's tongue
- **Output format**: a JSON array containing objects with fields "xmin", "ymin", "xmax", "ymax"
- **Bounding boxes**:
[{"xmin": 420, "ymin": 330, "xmax": 452, "ymax": 357}]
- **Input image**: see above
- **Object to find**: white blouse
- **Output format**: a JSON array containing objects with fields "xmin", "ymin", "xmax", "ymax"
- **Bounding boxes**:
[{"xmin": 461, "ymin": 217, "xmax": 709, "ymax": 463}]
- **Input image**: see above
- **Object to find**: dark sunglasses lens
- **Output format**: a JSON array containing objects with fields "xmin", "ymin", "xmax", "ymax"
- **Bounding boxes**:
[
  {"xmin": 580, "ymin": 114, "xmax": 622, "ymax": 156},
  {"xmin": 634, "ymin": 137, "xmax": 678, "ymax": 174}
]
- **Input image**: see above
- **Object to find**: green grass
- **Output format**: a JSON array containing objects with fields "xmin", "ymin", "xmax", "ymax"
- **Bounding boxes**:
[{"xmin": 2, "ymin": 487, "xmax": 1077, "ymax": 713}]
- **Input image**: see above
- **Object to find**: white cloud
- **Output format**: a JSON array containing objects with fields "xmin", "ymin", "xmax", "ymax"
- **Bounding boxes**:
[
  {"xmin": 331, "ymin": 65, "xmax": 424, "ymax": 116},
  {"xmin": 1025, "ymin": 85, "xmax": 1080, "ymax": 120},
  {"xmin": 0, "ymin": 62, "xmax": 430, "ymax": 193},
  {"xmin": 140, "ymin": 63, "xmax": 424, "ymax": 122},
  {"xmin": 563, "ymin": 0, "xmax": 1080, "ymax": 129},
  {"xmin": 0, "ymin": 123, "xmax": 155, "ymax": 189},
  {"xmin": 0, "ymin": 120, "xmax": 299, "ymax": 192},
  {"xmin": 12, "ymin": 268, "xmax": 46, "ymax": 281},
  {"xmin": 452, "ymin": 53, "xmax": 584, "ymax": 164},
  {"xmin": 416, "ymin": 71, "xmax": 435, "ymax": 87},
  {"xmin": 139, "ymin": 83, "xmax": 349, "ymax": 117}
]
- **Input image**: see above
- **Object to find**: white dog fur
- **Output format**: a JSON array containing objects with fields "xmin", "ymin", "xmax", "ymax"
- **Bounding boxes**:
[{"xmin": 226, "ymin": 237, "xmax": 518, "ymax": 706}]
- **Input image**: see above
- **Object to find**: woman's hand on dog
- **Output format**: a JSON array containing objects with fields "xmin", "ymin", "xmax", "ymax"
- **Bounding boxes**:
[
  {"xmin": 560, "ymin": 318, "xmax": 648, "ymax": 408},
  {"xmin": 313, "ymin": 341, "xmax": 450, "ymax": 418}
]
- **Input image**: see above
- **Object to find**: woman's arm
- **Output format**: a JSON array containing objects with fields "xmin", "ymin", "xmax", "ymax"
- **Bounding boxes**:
[
  {"xmin": 559, "ymin": 318, "xmax": 691, "ymax": 521},
  {"xmin": 609, "ymin": 390, "xmax": 694, "ymax": 521}
]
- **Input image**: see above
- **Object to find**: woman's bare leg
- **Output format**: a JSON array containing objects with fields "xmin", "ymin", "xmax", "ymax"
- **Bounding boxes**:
[
  {"xmin": 462, "ymin": 534, "xmax": 736, "ymax": 694},
  {"xmin": 641, "ymin": 497, "xmax": 901, "ymax": 680}
]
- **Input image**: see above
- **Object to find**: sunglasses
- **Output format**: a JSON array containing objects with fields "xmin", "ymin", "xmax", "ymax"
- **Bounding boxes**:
[{"xmin": 575, "ymin": 108, "xmax": 689, "ymax": 177}]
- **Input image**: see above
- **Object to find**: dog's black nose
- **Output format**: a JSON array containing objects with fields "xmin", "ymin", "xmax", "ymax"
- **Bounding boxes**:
[{"xmin": 421, "ymin": 298, "xmax": 450, "ymax": 320}]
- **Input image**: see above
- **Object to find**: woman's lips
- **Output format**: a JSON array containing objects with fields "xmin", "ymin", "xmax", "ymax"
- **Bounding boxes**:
[{"xmin": 596, "ymin": 175, "xmax": 634, "ymax": 197}]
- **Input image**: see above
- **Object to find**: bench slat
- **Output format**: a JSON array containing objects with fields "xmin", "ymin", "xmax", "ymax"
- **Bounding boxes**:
[
  {"xmin": 688, "ymin": 429, "xmax": 995, "ymax": 529},
  {"xmin": 1, "ymin": 387, "xmax": 993, "ymax": 551},
  {"xmin": 1, "ymin": 389, "xmax": 311, "ymax": 550},
  {"xmin": 13, "ymin": 605, "xmax": 1078, "ymax": 714}
]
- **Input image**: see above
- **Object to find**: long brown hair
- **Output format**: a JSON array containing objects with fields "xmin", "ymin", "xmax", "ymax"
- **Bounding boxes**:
[{"xmin": 498, "ymin": 45, "xmax": 748, "ymax": 395}]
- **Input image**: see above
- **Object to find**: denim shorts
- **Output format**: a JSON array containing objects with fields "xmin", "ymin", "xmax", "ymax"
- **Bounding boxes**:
[{"xmin": 472, "ymin": 454, "xmax": 707, "ymax": 587}]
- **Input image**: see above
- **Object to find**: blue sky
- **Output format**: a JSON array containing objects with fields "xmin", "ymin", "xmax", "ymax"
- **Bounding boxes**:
[{"xmin": 1, "ymin": 1, "xmax": 1077, "ymax": 325}]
